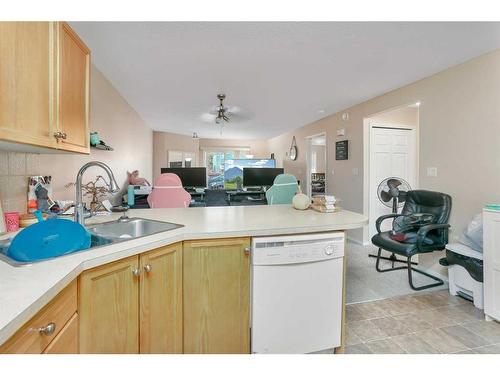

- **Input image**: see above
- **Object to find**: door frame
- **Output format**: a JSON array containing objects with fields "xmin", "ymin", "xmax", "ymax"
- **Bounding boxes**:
[
  {"xmin": 305, "ymin": 132, "xmax": 327, "ymax": 197},
  {"xmin": 363, "ymin": 119, "xmax": 419, "ymax": 245}
]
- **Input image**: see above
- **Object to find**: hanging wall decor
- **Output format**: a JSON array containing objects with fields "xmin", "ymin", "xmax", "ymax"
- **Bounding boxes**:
[
  {"xmin": 335, "ymin": 140, "xmax": 349, "ymax": 160},
  {"xmin": 289, "ymin": 136, "xmax": 298, "ymax": 161}
]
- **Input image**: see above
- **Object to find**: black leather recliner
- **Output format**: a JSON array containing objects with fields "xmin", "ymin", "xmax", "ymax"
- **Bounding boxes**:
[{"xmin": 371, "ymin": 190, "xmax": 452, "ymax": 290}]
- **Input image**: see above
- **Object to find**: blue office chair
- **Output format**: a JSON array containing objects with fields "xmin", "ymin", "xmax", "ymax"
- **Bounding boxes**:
[{"xmin": 265, "ymin": 174, "xmax": 299, "ymax": 205}]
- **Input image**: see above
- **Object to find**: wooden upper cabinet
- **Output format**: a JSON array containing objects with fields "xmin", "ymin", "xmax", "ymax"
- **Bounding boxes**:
[
  {"xmin": 79, "ymin": 256, "xmax": 140, "ymax": 354},
  {"xmin": 0, "ymin": 21, "xmax": 90, "ymax": 153},
  {"xmin": 56, "ymin": 22, "xmax": 90, "ymax": 153},
  {"xmin": 0, "ymin": 22, "xmax": 57, "ymax": 149},
  {"xmin": 139, "ymin": 243, "xmax": 183, "ymax": 354},
  {"xmin": 183, "ymin": 237, "xmax": 251, "ymax": 354}
]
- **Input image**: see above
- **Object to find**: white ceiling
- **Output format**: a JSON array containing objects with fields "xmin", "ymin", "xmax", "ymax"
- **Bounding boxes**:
[{"xmin": 71, "ymin": 22, "xmax": 500, "ymax": 139}]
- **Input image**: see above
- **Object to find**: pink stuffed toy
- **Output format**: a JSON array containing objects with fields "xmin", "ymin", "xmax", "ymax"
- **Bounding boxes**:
[{"xmin": 127, "ymin": 170, "xmax": 150, "ymax": 186}]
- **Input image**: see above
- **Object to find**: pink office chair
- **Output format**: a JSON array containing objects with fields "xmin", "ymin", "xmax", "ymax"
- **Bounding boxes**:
[{"xmin": 147, "ymin": 173, "xmax": 192, "ymax": 208}]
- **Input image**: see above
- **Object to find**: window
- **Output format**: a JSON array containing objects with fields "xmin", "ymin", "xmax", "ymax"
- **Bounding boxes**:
[{"xmin": 203, "ymin": 148, "xmax": 250, "ymax": 189}]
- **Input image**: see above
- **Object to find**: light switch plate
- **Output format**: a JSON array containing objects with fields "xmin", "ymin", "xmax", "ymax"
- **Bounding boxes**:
[
  {"xmin": 352, "ymin": 168, "xmax": 359, "ymax": 176},
  {"xmin": 427, "ymin": 167, "xmax": 438, "ymax": 177}
]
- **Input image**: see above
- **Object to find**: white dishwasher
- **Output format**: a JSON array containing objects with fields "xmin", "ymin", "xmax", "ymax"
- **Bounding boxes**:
[{"xmin": 251, "ymin": 232, "xmax": 345, "ymax": 354}]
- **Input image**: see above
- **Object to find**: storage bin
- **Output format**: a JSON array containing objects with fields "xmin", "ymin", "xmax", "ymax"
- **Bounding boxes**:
[{"xmin": 441, "ymin": 243, "xmax": 483, "ymax": 309}]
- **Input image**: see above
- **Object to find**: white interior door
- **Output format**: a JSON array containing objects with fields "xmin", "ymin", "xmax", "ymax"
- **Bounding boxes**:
[{"xmin": 369, "ymin": 125, "xmax": 417, "ymax": 239}]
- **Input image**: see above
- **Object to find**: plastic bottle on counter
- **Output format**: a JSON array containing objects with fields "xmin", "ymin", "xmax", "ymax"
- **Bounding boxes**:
[{"xmin": 127, "ymin": 185, "xmax": 135, "ymax": 207}]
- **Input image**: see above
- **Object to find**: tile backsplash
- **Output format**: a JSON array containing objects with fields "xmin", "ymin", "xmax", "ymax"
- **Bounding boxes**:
[{"xmin": 0, "ymin": 151, "xmax": 42, "ymax": 214}]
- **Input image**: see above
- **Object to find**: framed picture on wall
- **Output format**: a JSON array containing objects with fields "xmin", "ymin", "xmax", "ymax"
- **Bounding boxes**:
[{"xmin": 335, "ymin": 140, "xmax": 348, "ymax": 160}]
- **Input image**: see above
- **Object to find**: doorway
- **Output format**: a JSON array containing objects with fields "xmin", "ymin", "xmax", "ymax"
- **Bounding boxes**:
[
  {"xmin": 363, "ymin": 104, "xmax": 419, "ymax": 242},
  {"xmin": 306, "ymin": 133, "xmax": 327, "ymax": 197}
]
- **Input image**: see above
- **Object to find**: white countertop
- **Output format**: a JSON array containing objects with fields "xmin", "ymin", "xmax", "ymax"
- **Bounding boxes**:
[{"xmin": 0, "ymin": 205, "xmax": 367, "ymax": 345}]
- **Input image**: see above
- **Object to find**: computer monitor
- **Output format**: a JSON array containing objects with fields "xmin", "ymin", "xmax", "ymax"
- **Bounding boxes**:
[
  {"xmin": 160, "ymin": 167, "xmax": 207, "ymax": 188},
  {"xmin": 224, "ymin": 159, "xmax": 276, "ymax": 190},
  {"xmin": 243, "ymin": 168, "xmax": 284, "ymax": 188}
]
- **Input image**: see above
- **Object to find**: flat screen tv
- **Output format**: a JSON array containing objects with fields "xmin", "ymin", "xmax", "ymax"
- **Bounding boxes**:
[
  {"xmin": 223, "ymin": 159, "xmax": 276, "ymax": 190},
  {"xmin": 160, "ymin": 167, "xmax": 207, "ymax": 188},
  {"xmin": 243, "ymin": 167, "xmax": 284, "ymax": 187}
]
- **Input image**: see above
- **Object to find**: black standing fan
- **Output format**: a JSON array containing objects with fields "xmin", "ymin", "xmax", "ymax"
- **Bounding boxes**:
[
  {"xmin": 378, "ymin": 177, "xmax": 411, "ymax": 214},
  {"xmin": 369, "ymin": 177, "xmax": 417, "ymax": 266}
]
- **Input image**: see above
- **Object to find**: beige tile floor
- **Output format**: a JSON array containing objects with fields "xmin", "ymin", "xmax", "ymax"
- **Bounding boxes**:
[
  {"xmin": 346, "ymin": 242, "xmax": 447, "ymax": 304},
  {"xmin": 344, "ymin": 290, "xmax": 500, "ymax": 354}
]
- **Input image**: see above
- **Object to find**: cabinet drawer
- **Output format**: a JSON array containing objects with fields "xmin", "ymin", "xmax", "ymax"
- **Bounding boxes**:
[
  {"xmin": 0, "ymin": 280, "xmax": 77, "ymax": 354},
  {"xmin": 43, "ymin": 313, "xmax": 78, "ymax": 354}
]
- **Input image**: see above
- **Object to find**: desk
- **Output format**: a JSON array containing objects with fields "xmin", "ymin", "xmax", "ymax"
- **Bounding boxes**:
[
  {"xmin": 227, "ymin": 190, "xmax": 267, "ymax": 206},
  {"xmin": 188, "ymin": 190, "xmax": 267, "ymax": 207},
  {"xmin": 129, "ymin": 190, "xmax": 268, "ymax": 208}
]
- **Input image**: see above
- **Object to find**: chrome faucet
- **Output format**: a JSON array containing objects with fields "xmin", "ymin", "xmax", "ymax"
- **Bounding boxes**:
[{"xmin": 75, "ymin": 161, "xmax": 120, "ymax": 225}]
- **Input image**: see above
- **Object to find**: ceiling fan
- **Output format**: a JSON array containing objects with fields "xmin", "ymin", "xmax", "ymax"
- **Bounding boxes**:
[
  {"xmin": 213, "ymin": 94, "xmax": 230, "ymax": 125},
  {"xmin": 199, "ymin": 94, "xmax": 252, "ymax": 133}
]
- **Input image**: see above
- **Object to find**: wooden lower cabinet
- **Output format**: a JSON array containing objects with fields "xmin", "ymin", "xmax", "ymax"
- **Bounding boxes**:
[
  {"xmin": 43, "ymin": 313, "xmax": 79, "ymax": 354},
  {"xmin": 78, "ymin": 244, "xmax": 183, "ymax": 354},
  {"xmin": 0, "ymin": 280, "xmax": 77, "ymax": 354},
  {"xmin": 2, "ymin": 238, "xmax": 252, "ymax": 354},
  {"xmin": 79, "ymin": 255, "xmax": 140, "ymax": 354},
  {"xmin": 183, "ymin": 237, "xmax": 251, "ymax": 354},
  {"xmin": 140, "ymin": 243, "xmax": 183, "ymax": 353}
]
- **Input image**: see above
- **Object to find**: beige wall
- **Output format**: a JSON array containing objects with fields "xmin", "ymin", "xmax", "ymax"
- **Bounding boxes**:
[
  {"xmin": 153, "ymin": 131, "xmax": 200, "ymax": 180},
  {"xmin": 152, "ymin": 131, "xmax": 269, "ymax": 180},
  {"xmin": 0, "ymin": 65, "xmax": 153, "ymax": 212},
  {"xmin": 369, "ymin": 106, "xmax": 419, "ymax": 126},
  {"xmin": 267, "ymin": 49, "xmax": 500, "ymax": 276}
]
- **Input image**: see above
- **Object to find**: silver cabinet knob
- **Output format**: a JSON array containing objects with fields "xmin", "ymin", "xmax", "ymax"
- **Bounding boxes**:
[
  {"xmin": 244, "ymin": 247, "xmax": 251, "ymax": 255},
  {"xmin": 53, "ymin": 131, "xmax": 67, "ymax": 140},
  {"xmin": 144, "ymin": 264, "xmax": 152, "ymax": 273},
  {"xmin": 39, "ymin": 322, "xmax": 56, "ymax": 336},
  {"xmin": 132, "ymin": 268, "xmax": 141, "ymax": 277}
]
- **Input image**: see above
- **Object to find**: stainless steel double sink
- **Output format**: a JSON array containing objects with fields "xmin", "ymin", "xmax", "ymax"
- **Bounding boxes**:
[{"xmin": 0, "ymin": 217, "xmax": 183, "ymax": 267}]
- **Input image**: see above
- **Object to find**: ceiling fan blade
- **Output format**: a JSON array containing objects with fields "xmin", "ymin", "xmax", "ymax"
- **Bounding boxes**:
[
  {"xmin": 226, "ymin": 106, "xmax": 241, "ymax": 113},
  {"xmin": 380, "ymin": 190, "xmax": 393, "ymax": 202},
  {"xmin": 387, "ymin": 178, "xmax": 402, "ymax": 189},
  {"xmin": 199, "ymin": 113, "xmax": 217, "ymax": 122},
  {"xmin": 226, "ymin": 112, "xmax": 252, "ymax": 122}
]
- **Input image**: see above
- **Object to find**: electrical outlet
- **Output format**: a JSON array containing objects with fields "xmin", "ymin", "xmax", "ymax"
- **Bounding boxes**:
[{"xmin": 427, "ymin": 167, "xmax": 438, "ymax": 177}]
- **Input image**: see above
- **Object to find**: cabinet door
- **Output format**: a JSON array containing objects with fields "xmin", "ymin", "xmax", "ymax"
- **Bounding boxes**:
[
  {"xmin": 43, "ymin": 313, "xmax": 79, "ymax": 354},
  {"xmin": 140, "ymin": 243, "xmax": 183, "ymax": 353},
  {"xmin": 57, "ymin": 22, "xmax": 90, "ymax": 153},
  {"xmin": 484, "ymin": 210, "xmax": 500, "ymax": 321},
  {"xmin": 183, "ymin": 238, "xmax": 250, "ymax": 353},
  {"xmin": 0, "ymin": 22, "xmax": 57, "ymax": 149},
  {"xmin": 79, "ymin": 256, "xmax": 140, "ymax": 353}
]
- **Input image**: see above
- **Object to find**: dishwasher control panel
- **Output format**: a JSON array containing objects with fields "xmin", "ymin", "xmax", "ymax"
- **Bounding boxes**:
[{"xmin": 252, "ymin": 232, "xmax": 345, "ymax": 265}]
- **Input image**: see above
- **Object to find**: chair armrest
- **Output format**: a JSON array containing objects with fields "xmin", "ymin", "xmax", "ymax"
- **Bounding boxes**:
[
  {"xmin": 375, "ymin": 213, "xmax": 404, "ymax": 234},
  {"xmin": 416, "ymin": 223, "xmax": 451, "ymax": 251}
]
